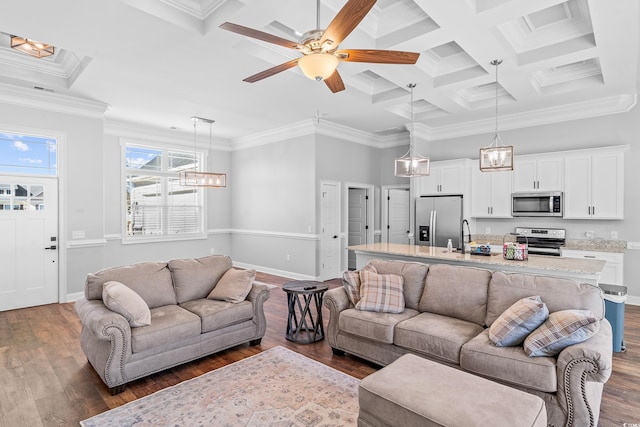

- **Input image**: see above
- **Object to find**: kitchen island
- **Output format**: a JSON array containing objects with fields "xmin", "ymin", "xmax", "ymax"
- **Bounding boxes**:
[{"xmin": 348, "ymin": 243, "xmax": 606, "ymax": 285}]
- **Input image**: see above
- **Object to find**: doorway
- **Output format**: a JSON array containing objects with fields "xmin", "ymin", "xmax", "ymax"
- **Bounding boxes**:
[
  {"xmin": 345, "ymin": 183, "xmax": 374, "ymax": 270},
  {"xmin": 0, "ymin": 176, "xmax": 59, "ymax": 311},
  {"xmin": 382, "ymin": 186, "xmax": 410, "ymax": 244},
  {"xmin": 320, "ymin": 181, "xmax": 340, "ymax": 281}
]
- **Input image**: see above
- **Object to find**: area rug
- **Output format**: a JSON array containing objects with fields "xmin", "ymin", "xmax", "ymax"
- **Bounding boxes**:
[{"xmin": 81, "ymin": 346, "xmax": 360, "ymax": 427}]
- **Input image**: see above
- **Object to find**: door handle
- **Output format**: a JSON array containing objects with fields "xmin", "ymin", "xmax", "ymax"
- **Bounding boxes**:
[
  {"xmin": 44, "ymin": 245, "xmax": 57, "ymax": 250},
  {"xmin": 333, "ymin": 235, "xmax": 338, "ymax": 239}
]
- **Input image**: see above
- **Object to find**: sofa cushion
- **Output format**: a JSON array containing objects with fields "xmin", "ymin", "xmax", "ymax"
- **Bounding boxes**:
[
  {"xmin": 394, "ymin": 312, "xmax": 485, "ymax": 364},
  {"xmin": 208, "ymin": 268, "xmax": 255, "ymax": 303},
  {"xmin": 461, "ymin": 330, "xmax": 557, "ymax": 393},
  {"xmin": 180, "ymin": 299, "xmax": 255, "ymax": 333},
  {"xmin": 85, "ymin": 262, "xmax": 176, "ymax": 309},
  {"xmin": 524, "ymin": 310, "xmax": 600, "ymax": 357},
  {"xmin": 356, "ymin": 271, "xmax": 405, "ymax": 314},
  {"xmin": 418, "ymin": 264, "xmax": 491, "ymax": 326},
  {"xmin": 131, "ymin": 305, "xmax": 201, "ymax": 353},
  {"xmin": 339, "ymin": 308, "xmax": 419, "ymax": 344},
  {"xmin": 102, "ymin": 281, "xmax": 151, "ymax": 327},
  {"xmin": 169, "ymin": 255, "xmax": 233, "ymax": 304},
  {"xmin": 367, "ymin": 260, "xmax": 428, "ymax": 310},
  {"xmin": 489, "ymin": 296, "xmax": 549, "ymax": 347},
  {"xmin": 485, "ymin": 271, "xmax": 605, "ymax": 327},
  {"xmin": 342, "ymin": 264, "xmax": 376, "ymax": 306}
]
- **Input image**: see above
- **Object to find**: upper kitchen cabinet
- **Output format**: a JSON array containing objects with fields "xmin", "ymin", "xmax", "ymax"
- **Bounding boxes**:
[
  {"xmin": 471, "ymin": 168, "xmax": 513, "ymax": 218},
  {"xmin": 564, "ymin": 147, "xmax": 626, "ymax": 219},
  {"xmin": 513, "ymin": 154, "xmax": 563, "ymax": 192},
  {"xmin": 418, "ymin": 159, "xmax": 472, "ymax": 196}
]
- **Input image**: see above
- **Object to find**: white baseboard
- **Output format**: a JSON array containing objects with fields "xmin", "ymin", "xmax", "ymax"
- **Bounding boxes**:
[
  {"xmin": 65, "ymin": 291, "xmax": 84, "ymax": 302},
  {"xmin": 625, "ymin": 295, "xmax": 640, "ymax": 306},
  {"xmin": 233, "ymin": 262, "xmax": 318, "ymax": 282}
]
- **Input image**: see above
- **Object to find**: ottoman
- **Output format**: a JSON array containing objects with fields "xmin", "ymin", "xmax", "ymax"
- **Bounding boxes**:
[{"xmin": 358, "ymin": 354, "xmax": 547, "ymax": 427}]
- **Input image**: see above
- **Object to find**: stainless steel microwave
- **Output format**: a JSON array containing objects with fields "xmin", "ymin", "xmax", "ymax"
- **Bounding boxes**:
[{"xmin": 511, "ymin": 192, "xmax": 563, "ymax": 217}]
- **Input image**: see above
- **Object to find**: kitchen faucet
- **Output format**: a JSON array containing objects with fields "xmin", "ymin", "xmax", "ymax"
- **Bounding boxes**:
[{"xmin": 461, "ymin": 219, "xmax": 471, "ymax": 254}]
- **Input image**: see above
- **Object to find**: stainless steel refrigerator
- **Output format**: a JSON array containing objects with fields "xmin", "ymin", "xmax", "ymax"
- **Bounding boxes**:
[{"xmin": 415, "ymin": 195, "xmax": 463, "ymax": 249}]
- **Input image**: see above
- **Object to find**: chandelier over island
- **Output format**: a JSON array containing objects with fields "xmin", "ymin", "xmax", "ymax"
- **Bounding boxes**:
[{"xmin": 394, "ymin": 83, "xmax": 430, "ymax": 177}]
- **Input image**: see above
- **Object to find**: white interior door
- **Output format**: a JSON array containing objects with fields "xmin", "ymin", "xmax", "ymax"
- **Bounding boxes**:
[
  {"xmin": 348, "ymin": 188, "xmax": 367, "ymax": 270},
  {"xmin": 388, "ymin": 188, "xmax": 410, "ymax": 244},
  {"xmin": 0, "ymin": 176, "xmax": 58, "ymax": 311},
  {"xmin": 320, "ymin": 182, "xmax": 340, "ymax": 280}
]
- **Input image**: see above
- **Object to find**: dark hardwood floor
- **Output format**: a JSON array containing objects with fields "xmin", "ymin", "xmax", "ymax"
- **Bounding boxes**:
[{"xmin": 0, "ymin": 271, "xmax": 639, "ymax": 426}]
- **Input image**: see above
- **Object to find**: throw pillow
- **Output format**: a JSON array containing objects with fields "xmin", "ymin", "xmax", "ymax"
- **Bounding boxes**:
[
  {"xmin": 102, "ymin": 281, "xmax": 151, "ymax": 327},
  {"xmin": 524, "ymin": 309, "xmax": 600, "ymax": 357},
  {"xmin": 208, "ymin": 268, "xmax": 256, "ymax": 303},
  {"xmin": 489, "ymin": 296, "xmax": 549, "ymax": 347},
  {"xmin": 342, "ymin": 264, "xmax": 377, "ymax": 306},
  {"xmin": 355, "ymin": 270, "xmax": 405, "ymax": 314}
]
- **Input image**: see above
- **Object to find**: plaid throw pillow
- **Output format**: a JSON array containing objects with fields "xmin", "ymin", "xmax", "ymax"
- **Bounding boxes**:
[
  {"xmin": 355, "ymin": 270, "xmax": 405, "ymax": 314},
  {"xmin": 524, "ymin": 309, "xmax": 600, "ymax": 357},
  {"xmin": 489, "ymin": 296, "xmax": 549, "ymax": 347},
  {"xmin": 342, "ymin": 264, "xmax": 377, "ymax": 306}
]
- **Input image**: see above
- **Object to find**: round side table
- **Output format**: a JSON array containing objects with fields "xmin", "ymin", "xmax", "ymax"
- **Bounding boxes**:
[{"xmin": 282, "ymin": 280, "xmax": 328, "ymax": 344}]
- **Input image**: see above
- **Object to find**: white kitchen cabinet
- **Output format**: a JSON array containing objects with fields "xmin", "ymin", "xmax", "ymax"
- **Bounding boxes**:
[
  {"xmin": 418, "ymin": 160, "xmax": 471, "ymax": 196},
  {"xmin": 513, "ymin": 155, "xmax": 563, "ymax": 192},
  {"xmin": 471, "ymin": 168, "xmax": 512, "ymax": 217},
  {"xmin": 563, "ymin": 148, "xmax": 624, "ymax": 219},
  {"xmin": 561, "ymin": 249, "xmax": 624, "ymax": 285}
]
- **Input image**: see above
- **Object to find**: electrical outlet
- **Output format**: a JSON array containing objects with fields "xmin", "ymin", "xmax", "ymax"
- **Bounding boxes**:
[
  {"xmin": 286, "ymin": 254, "xmax": 291, "ymax": 262},
  {"xmin": 585, "ymin": 230, "xmax": 594, "ymax": 239},
  {"xmin": 210, "ymin": 248, "xmax": 215, "ymax": 255},
  {"xmin": 610, "ymin": 231, "xmax": 618, "ymax": 239},
  {"xmin": 484, "ymin": 227, "xmax": 491, "ymax": 234},
  {"xmin": 72, "ymin": 230, "xmax": 85, "ymax": 239},
  {"xmin": 308, "ymin": 226, "xmax": 312, "ymax": 233}
]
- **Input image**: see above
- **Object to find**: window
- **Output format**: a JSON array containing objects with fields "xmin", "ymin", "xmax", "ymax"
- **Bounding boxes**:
[
  {"xmin": 0, "ymin": 132, "xmax": 57, "ymax": 175},
  {"xmin": 123, "ymin": 142, "xmax": 205, "ymax": 242}
]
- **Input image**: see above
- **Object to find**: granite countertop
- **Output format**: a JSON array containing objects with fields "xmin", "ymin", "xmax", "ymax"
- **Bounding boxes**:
[
  {"xmin": 348, "ymin": 243, "xmax": 606, "ymax": 275},
  {"xmin": 473, "ymin": 234, "xmax": 626, "ymax": 253}
]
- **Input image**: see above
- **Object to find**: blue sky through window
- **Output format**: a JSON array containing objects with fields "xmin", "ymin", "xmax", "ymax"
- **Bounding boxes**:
[{"xmin": 0, "ymin": 132, "xmax": 57, "ymax": 175}]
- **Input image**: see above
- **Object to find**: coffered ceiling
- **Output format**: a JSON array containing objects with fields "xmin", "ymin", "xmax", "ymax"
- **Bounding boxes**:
[{"xmin": 0, "ymin": 0, "xmax": 637, "ymax": 145}]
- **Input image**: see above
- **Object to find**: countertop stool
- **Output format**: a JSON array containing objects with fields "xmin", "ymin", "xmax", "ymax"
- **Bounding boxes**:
[
  {"xmin": 282, "ymin": 280, "xmax": 328, "ymax": 344},
  {"xmin": 358, "ymin": 354, "xmax": 547, "ymax": 427}
]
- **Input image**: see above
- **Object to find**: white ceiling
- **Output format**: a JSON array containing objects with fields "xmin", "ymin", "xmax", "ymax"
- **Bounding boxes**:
[{"xmin": 0, "ymin": 0, "xmax": 638, "ymax": 146}]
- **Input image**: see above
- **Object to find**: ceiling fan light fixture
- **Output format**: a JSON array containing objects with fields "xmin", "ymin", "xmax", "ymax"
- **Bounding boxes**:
[
  {"xmin": 298, "ymin": 52, "xmax": 339, "ymax": 81},
  {"xmin": 10, "ymin": 35, "xmax": 55, "ymax": 58}
]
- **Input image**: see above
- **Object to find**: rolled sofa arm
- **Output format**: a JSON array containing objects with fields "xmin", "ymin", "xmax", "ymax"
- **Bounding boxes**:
[
  {"xmin": 74, "ymin": 297, "xmax": 133, "ymax": 389},
  {"xmin": 247, "ymin": 282, "xmax": 271, "ymax": 339},
  {"xmin": 555, "ymin": 319, "xmax": 613, "ymax": 427},
  {"xmin": 323, "ymin": 287, "xmax": 351, "ymax": 349}
]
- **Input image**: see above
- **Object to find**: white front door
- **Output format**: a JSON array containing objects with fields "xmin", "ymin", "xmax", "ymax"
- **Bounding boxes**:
[
  {"xmin": 0, "ymin": 176, "xmax": 58, "ymax": 311},
  {"xmin": 388, "ymin": 188, "xmax": 410, "ymax": 244},
  {"xmin": 320, "ymin": 182, "xmax": 340, "ymax": 280},
  {"xmin": 348, "ymin": 188, "xmax": 367, "ymax": 270}
]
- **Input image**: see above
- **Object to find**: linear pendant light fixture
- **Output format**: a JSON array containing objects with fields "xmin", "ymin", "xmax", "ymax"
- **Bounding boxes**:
[
  {"xmin": 10, "ymin": 35, "xmax": 55, "ymax": 58},
  {"xmin": 395, "ymin": 83, "xmax": 430, "ymax": 177},
  {"xmin": 179, "ymin": 117, "xmax": 226, "ymax": 188},
  {"xmin": 479, "ymin": 59, "xmax": 513, "ymax": 172}
]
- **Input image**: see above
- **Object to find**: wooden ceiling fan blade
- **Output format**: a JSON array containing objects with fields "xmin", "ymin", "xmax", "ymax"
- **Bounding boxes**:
[
  {"xmin": 243, "ymin": 59, "xmax": 300, "ymax": 83},
  {"xmin": 220, "ymin": 22, "xmax": 302, "ymax": 50},
  {"xmin": 320, "ymin": 0, "xmax": 376, "ymax": 49},
  {"xmin": 336, "ymin": 49, "xmax": 420, "ymax": 64},
  {"xmin": 324, "ymin": 70, "xmax": 345, "ymax": 93}
]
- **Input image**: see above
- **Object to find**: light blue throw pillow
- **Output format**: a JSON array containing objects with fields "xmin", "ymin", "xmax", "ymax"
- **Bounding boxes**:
[
  {"xmin": 489, "ymin": 296, "xmax": 549, "ymax": 347},
  {"xmin": 524, "ymin": 310, "xmax": 600, "ymax": 357}
]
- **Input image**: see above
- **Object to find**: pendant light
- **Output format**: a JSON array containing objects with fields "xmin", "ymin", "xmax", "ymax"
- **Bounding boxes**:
[
  {"xmin": 395, "ymin": 83, "xmax": 430, "ymax": 177},
  {"xmin": 179, "ymin": 117, "xmax": 226, "ymax": 188},
  {"xmin": 479, "ymin": 59, "xmax": 514, "ymax": 172}
]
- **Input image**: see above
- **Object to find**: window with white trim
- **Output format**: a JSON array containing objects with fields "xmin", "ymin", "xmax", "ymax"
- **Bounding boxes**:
[{"xmin": 123, "ymin": 142, "xmax": 205, "ymax": 242}]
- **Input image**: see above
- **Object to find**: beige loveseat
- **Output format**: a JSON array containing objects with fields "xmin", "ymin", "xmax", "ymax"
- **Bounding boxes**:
[
  {"xmin": 324, "ymin": 259, "xmax": 613, "ymax": 427},
  {"xmin": 74, "ymin": 255, "xmax": 270, "ymax": 394}
]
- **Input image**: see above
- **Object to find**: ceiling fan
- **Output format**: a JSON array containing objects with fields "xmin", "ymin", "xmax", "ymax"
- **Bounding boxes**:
[{"xmin": 219, "ymin": 0, "xmax": 420, "ymax": 93}]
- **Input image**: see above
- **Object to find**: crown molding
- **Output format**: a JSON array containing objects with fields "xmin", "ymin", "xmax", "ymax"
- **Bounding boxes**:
[
  {"xmin": 426, "ymin": 93, "xmax": 637, "ymax": 141},
  {"xmin": 104, "ymin": 119, "xmax": 233, "ymax": 151},
  {"xmin": 0, "ymin": 81, "xmax": 109, "ymax": 119}
]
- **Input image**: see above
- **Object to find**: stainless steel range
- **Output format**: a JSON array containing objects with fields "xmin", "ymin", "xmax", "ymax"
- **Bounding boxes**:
[{"xmin": 515, "ymin": 227, "xmax": 566, "ymax": 257}]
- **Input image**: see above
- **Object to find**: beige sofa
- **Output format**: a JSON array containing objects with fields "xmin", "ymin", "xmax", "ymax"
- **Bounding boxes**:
[
  {"xmin": 74, "ymin": 255, "xmax": 270, "ymax": 394},
  {"xmin": 324, "ymin": 259, "xmax": 613, "ymax": 427}
]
